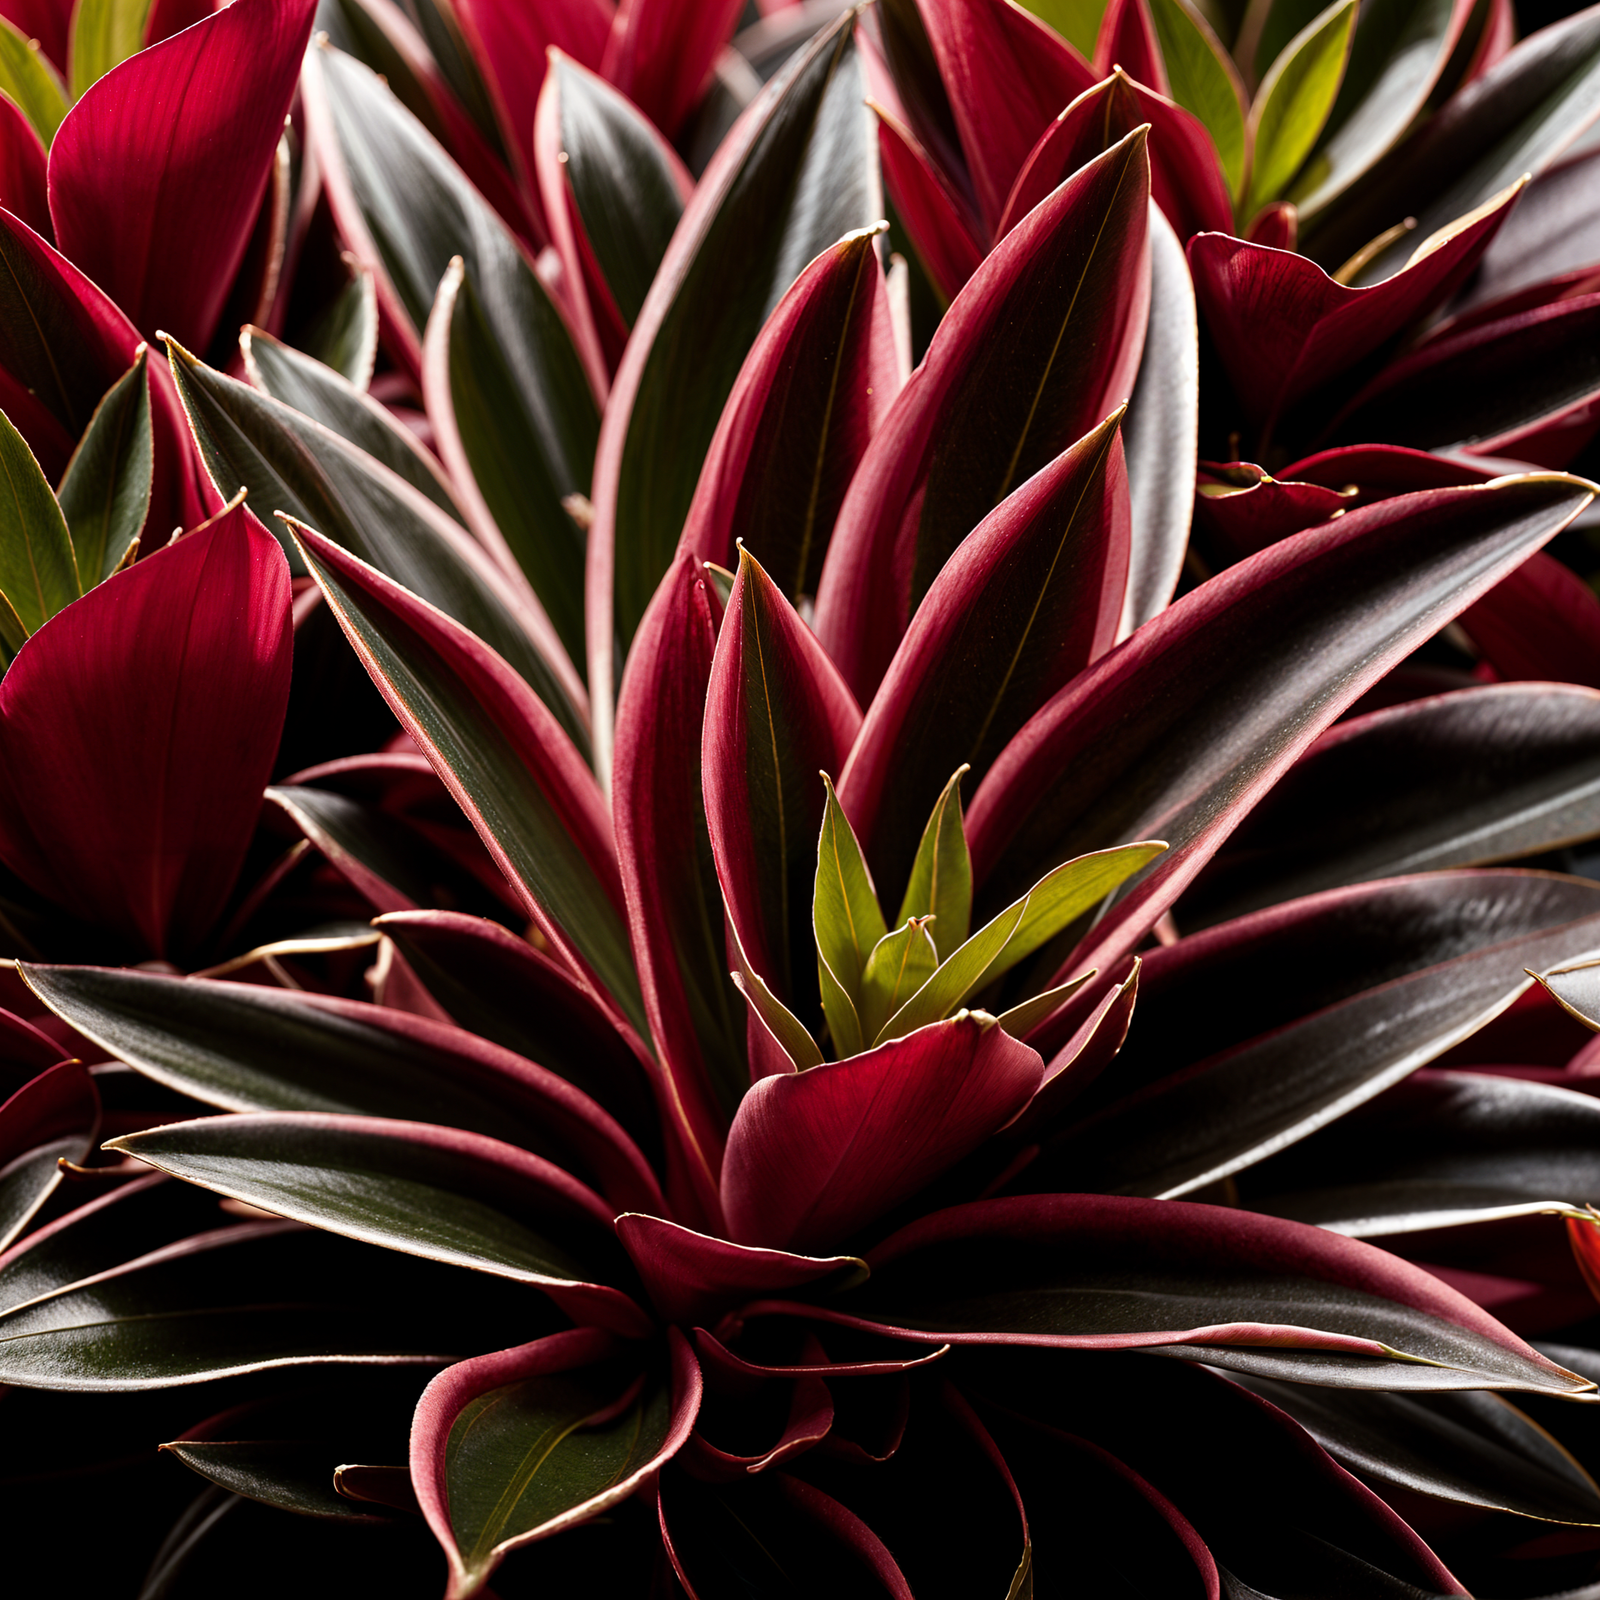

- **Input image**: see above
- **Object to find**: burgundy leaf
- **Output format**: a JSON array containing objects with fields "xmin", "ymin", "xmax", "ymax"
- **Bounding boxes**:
[
  {"xmin": 1094, "ymin": 0, "xmax": 1169, "ymax": 92},
  {"xmin": 703, "ymin": 548, "xmax": 861, "ymax": 1033},
  {"xmin": 815, "ymin": 130, "xmax": 1150, "ymax": 701},
  {"xmin": 872, "ymin": 102, "xmax": 985, "ymax": 303},
  {"xmin": 1010, "ymin": 958, "xmax": 1139, "ymax": 1132},
  {"xmin": 600, "ymin": 0, "xmax": 744, "ymax": 137},
  {"xmin": 0, "ymin": 1058, "xmax": 98, "ymax": 1250},
  {"xmin": 0, "ymin": 499, "xmax": 289, "ymax": 959},
  {"xmin": 1463, "ymin": 551, "xmax": 1600, "ymax": 687},
  {"xmin": 917, "ymin": 0, "xmax": 1097, "ymax": 238},
  {"xmin": 143, "ymin": 0, "xmax": 216, "ymax": 47},
  {"xmin": 998, "ymin": 68, "xmax": 1231, "ymax": 243},
  {"xmin": 966, "ymin": 474, "xmax": 1595, "ymax": 994},
  {"xmin": 616, "ymin": 1213, "xmax": 865, "ymax": 1325},
  {"xmin": 0, "ymin": 94, "xmax": 48, "ymax": 239},
  {"xmin": 612, "ymin": 550, "xmax": 742, "ymax": 1227},
  {"xmin": 1188, "ymin": 180, "xmax": 1522, "ymax": 445},
  {"xmin": 1246, "ymin": 201, "xmax": 1297, "ymax": 249},
  {"xmin": 841, "ymin": 408, "xmax": 1129, "ymax": 908},
  {"xmin": 720, "ymin": 1012, "xmax": 1044, "ymax": 1253},
  {"xmin": 48, "ymin": 0, "xmax": 317, "ymax": 350},
  {"xmin": 1194, "ymin": 459, "xmax": 1355, "ymax": 560},
  {"xmin": 692, "ymin": 1326, "xmax": 948, "ymax": 1380},
  {"xmin": 678, "ymin": 226, "xmax": 900, "ymax": 605}
]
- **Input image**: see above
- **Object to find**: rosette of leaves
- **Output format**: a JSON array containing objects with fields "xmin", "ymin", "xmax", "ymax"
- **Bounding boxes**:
[{"xmin": 4, "ymin": 1, "xmax": 1600, "ymax": 1597}]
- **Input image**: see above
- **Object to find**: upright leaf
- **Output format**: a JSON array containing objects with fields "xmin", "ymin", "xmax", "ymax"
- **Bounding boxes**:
[
  {"xmin": 588, "ymin": 13, "xmax": 878, "ymax": 767},
  {"xmin": 1146, "ymin": 0, "xmax": 1248, "ymax": 195},
  {"xmin": 56, "ymin": 346, "xmax": 152, "ymax": 586},
  {"xmin": 896, "ymin": 768, "xmax": 973, "ymax": 962},
  {"xmin": 0, "ymin": 1059, "xmax": 98, "ymax": 1253},
  {"xmin": 0, "ymin": 16, "xmax": 68, "ymax": 146},
  {"xmin": 68, "ymin": 0, "xmax": 154, "ymax": 98},
  {"xmin": 815, "ymin": 774, "xmax": 889, "ymax": 1020},
  {"xmin": 817, "ymin": 131, "xmax": 1150, "ymax": 702},
  {"xmin": 304, "ymin": 260, "xmax": 378, "ymax": 388},
  {"xmin": 48, "ymin": 0, "xmax": 317, "ymax": 349},
  {"xmin": 599, "ymin": 0, "xmax": 745, "ymax": 137},
  {"xmin": 0, "ymin": 403, "xmax": 79, "ymax": 650}
]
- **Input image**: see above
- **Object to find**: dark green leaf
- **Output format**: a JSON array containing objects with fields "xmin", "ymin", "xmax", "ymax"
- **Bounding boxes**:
[
  {"xmin": 0, "ymin": 402, "xmax": 79, "ymax": 650},
  {"xmin": 56, "ymin": 347, "xmax": 152, "ymax": 585},
  {"xmin": 306, "ymin": 262, "xmax": 379, "ymax": 389},
  {"xmin": 162, "ymin": 1440, "xmax": 389, "ymax": 1522}
]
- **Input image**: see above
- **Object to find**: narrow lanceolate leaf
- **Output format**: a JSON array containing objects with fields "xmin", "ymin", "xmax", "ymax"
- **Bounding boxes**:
[
  {"xmin": 48, "ymin": 0, "xmax": 316, "ymax": 349},
  {"xmin": 533, "ymin": 48, "xmax": 690, "ymax": 367},
  {"xmin": 840, "ymin": 410, "xmax": 1130, "ymax": 909},
  {"xmin": 0, "ymin": 1060, "xmax": 98, "ymax": 1253},
  {"xmin": 896, "ymin": 768, "xmax": 973, "ymax": 963},
  {"xmin": 815, "ymin": 131, "xmax": 1151, "ymax": 702},
  {"xmin": 1302, "ymin": 4, "xmax": 1600, "ymax": 278},
  {"xmin": 859, "ymin": 919, "xmax": 940, "ymax": 1045},
  {"xmin": 1287, "ymin": 0, "xmax": 1476, "ymax": 219},
  {"xmin": 967, "ymin": 475, "xmax": 1597, "ymax": 990},
  {"xmin": 0, "ymin": 404, "xmax": 79, "ymax": 649},
  {"xmin": 1146, "ymin": 0, "xmax": 1247, "ymax": 196},
  {"xmin": 0, "ymin": 17, "xmax": 69, "ymax": 146},
  {"xmin": 1120, "ymin": 206, "xmax": 1197, "ymax": 639},
  {"xmin": 1185, "ymin": 683, "xmax": 1600, "ymax": 928},
  {"xmin": 882, "ymin": 843, "xmax": 1160, "ymax": 1041},
  {"xmin": 0, "ymin": 500, "xmax": 289, "ymax": 959},
  {"xmin": 815, "ymin": 774, "xmax": 889, "ymax": 1018},
  {"xmin": 109, "ymin": 1114, "xmax": 646, "ymax": 1334},
  {"xmin": 722, "ymin": 1013, "xmax": 1044, "ymax": 1252},
  {"xmin": 1030, "ymin": 881, "xmax": 1600, "ymax": 1200},
  {"xmin": 306, "ymin": 262, "xmax": 379, "ymax": 388},
  {"xmin": 423, "ymin": 258, "xmax": 589, "ymax": 671},
  {"xmin": 703, "ymin": 548, "xmax": 861, "ymax": 1030},
  {"xmin": 21, "ymin": 963, "xmax": 663, "ymax": 1215},
  {"xmin": 241, "ymin": 326, "xmax": 462, "ymax": 523},
  {"xmin": 610, "ymin": 551, "xmax": 743, "ymax": 1222},
  {"xmin": 166, "ymin": 341, "xmax": 588, "ymax": 752},
  {"xmin": 56, "ymin": 346, "xmax": 152, "ymax": 586},
  {"xmin": 1239, "ymin": 1069, "xmax": 1600, "ymax": 1236},
  {"xmin": 677, "ymin": 226, "xmax": 902, "ymax": 607},
  {"xmin": 289, "ymin": 525, "xmax": 646, "ymax": 1039},
  {"xmin": 1242, "ymin": 0, "xmax": 1357, "ymax": 218},
  {"xmin": 301, "ymin": 43, "xmax": 601, "ymax": 554},
  {"xmin": 822, "ymin": 1194, "xmax": 1596, "ymax": 1394},
  {"xmin": 68, "ymin": 0, "xmax": 154, "ymax": 99},
  {"xmin": 1234, "ymin": 1379, "xmax": 1600, "ymax": 1525},
  {"xmin": 413, "ymin": 1328, "xmax": 700, "ymax": 1600},
  {"xmin": 589, "ymin": 13, "xmax": 879, "ymax": 765}
]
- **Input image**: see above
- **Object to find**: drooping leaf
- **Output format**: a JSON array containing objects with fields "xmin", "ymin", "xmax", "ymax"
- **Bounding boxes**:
[
  {"xmin": 966, "ymin": 475, "xmax": 1596, "ymax": 990},
  {"xmin": 815, "ymin": 130, "xmax": 1150, "ymax": 701},
  {"xmin": 1241, "ymin": 0, "xmax": 1358, "ymax": 220},
  {"xmin": 241, "ymin": 326, "xmax": 462, "ymax": 522},
  {"xmin": 0, "ymin": 15, "xmax": 68, "ymax": 146},
  {"xmin": 166, "ymin": 341, "xmax": 589, "ymax": 752},
  {"xmin": 677, "ymin": 225, "xmax": 901, "ymax": 607},
  {"xmin": 824, "ymin": 1192, "xmax": 1596, "ymax": 1393},
  {"xmin": 588, "ymin": 13, "xmax": 878, "ymax": 762},
  {"xmin": 109, "ymin": 1113, "xmax": 647, "ymax": 1333},
  {"xmin": 67, "ymin": 0, "xmax": 153, "ymax": 98},
  {"xmin": 412, "ymin": 1327, "xmax": 700, "ymax": 1599},
  {"xmin": 56, "ymin": 346, "xmax": 152, "ymax": 586},
  {"xmin": 0, "ymin": 400, "xmax": 79, "ymax": 650},
  {"xmin": 0, "ymin": 499, "xmax": 287, "ymax": 958},
  {"xmin": 840, "ymin": 409, "xmax": 1130, "ymax": 909},
  {"xmin": 722, "ymin": 1012, "xmax": 1044, "ymax": 1252},
  {"xmin": 288, "ymin": 524, "xmax": 645, "ymax": 1038},
  {"xmin": 48, "ymin": 0, "xmax": 317, "ymax": 349},
  {"xmin": 814, "ymin": 774, "xmax": 890, "ymax": 1021}
]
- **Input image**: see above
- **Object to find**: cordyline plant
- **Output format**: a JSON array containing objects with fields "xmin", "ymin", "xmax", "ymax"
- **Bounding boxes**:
[{"xmin": 6, "ymin": 0, "xmax": 1600, "ymax": 1593}]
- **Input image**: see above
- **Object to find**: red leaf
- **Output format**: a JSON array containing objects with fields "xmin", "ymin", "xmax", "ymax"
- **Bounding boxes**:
[
  {"xmin": 917, "ymin": 0, "xmax": 1096, "ymax": 238},
  {"xmin": 600, "ymin": 0, "xmax": 744, "ymax": 137},
  {"xmin": 703, "ymin": 549, "xmax": 861, "ymax": 1027},
  {"xmin": 720, "ymin": 1012, "xmax": 1044, "ymax": 1253},
  {"xmin": 0, "ymin": 1058, "xmax": 99, "ymax": 1237},
  {"xmin": 678, "ymin": 227, "xmax": 901, "ymax": 602},
  {"xmin": 1188, "ymin": 181, "xmax": 1522, "ymax": 445},
  {"xmin": 0, "ymin": 499, "xmax": 290, "ymax": 959},
  {"xmin": 0, "ymin": 0, "xmax": 68, "ymax": 71},
  {"xmin": 1094, "ymin": 0, "xmax": 1169, "ymax": 94},
  {"xmin": 0, "ymin": 97, "xmax": 49, "ymax": 240},
  {"xmin": 815, "ymin": 130, "xmax": 1150, "ymax": 702},
  {"xmin": 616, "ymin": 1213, "xmax": 863, "ymax": 1325},
  {"xmin": 143, "ymin": 0, "xmax": 217, "ymax": 47},
  {"xmin": 872, "ymin": 103, "xmax": 985, "ymax": 303},
  {"xmin": 998, "ymin": 69, "xmax": 1231, "ymax": 243},
  {"xmin": 840, "ymin": 409, "xmax": 1130, "ymax": 907},
  {"xmin": 1194, "ymin": 459, "xmax": 1354, "ymax": 560},
  {"xmin": 612, "ymin": 550, "xmax": 741, "ymax": 1226},
  {"xmin": 1463, "ymin": 551, "xmax": 1600, "ymax": 688}
]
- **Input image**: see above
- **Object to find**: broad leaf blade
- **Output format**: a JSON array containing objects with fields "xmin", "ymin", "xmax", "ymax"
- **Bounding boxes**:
[
  {"xmin": 1147, "ymin": 0, "xmax": 1247, "ymax": 195},
  {"xmin": 56, "ymin": 346, "xmax": 152, "ymax": 585}
]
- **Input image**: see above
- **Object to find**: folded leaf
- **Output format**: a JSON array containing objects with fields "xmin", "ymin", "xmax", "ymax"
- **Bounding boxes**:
[
  {"xmin": 825, "ymin": 1192, "xmax": 1595, "ymax": 1392},
  {"xmin": 678, "ymin": 225, "xmax": 900, "ymax": 607},
  {"xmin": 0, "ymin": 498, "xmax": 288, "ymax": 958},
  {"xmin": 109, "ymin": 1113, "xmax": 647, "ymax": 1333},
  {"xmin": 0, "ymin": 1058, "xmax": 97, "ymax": 1253},
  {"xmin": 56, "ymin": 346, "xmax": 151, "ymax": 587},
  {"xmin": 0, "ymin": 400, "xmax": 79, "ymax": 649},
  {"xmin": 289, "ymin": 524, "xmax": 645, "ymax": 1038},
  {"xmin": 412, "ymin": 1326, "xmax": 700, "ymax": 1600},
  {"xmin": 588, "ymin": 13, "xmax": 877, "ymax": 764},
  {"xmin": 966, "ymin": 474, "xmax": 1596, "ymax": 989},
  {"xmin": 840, "ymin": 409, "xmax": 1130, "ymax": 907},
  {"xmin": 722, "ymin": 1012, "xmax": 1044, "ymax": 1252},
  {"xmin": 815, "ymin": 130, "xmax": 1150, "ymax": 701},
  {"xmin": 48, "ymin": 0, "xmax": 316, "ymax": 349}
]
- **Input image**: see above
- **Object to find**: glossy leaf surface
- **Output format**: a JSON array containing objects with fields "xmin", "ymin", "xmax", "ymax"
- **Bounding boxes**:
[
  {"xmin": 55, "ymin": 347, "xmax": 151, "ymax": 587},
  {"xmin": 0, "ymin": 1059, "xmax": 97, "ymax": 1253}
]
